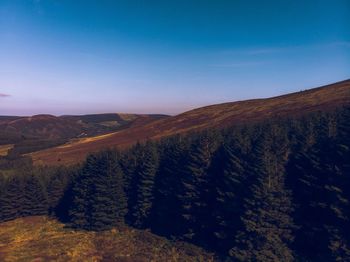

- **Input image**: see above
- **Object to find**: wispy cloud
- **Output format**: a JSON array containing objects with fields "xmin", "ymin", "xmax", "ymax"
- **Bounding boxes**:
[
  {"xmin": 243, "ymin": 47, "xmax": 287, "ymax": 55},
  {"xmin": 0, "ymin": 93, "xmax": 11, "ymax": 98},
  {"xmin": 219, "ymin": 47, "xmax": 290, "ymax": 56},
  {"xmin": 220, "ymin": 42, "xmax": 350, "ymax": 56},
  {"xmin": 329, "ymin": 41, "xmax": 350, "ymax": 48},
  {"xmin": 210, "ymin": 61, "xmax": 265, "ymax": 68}
]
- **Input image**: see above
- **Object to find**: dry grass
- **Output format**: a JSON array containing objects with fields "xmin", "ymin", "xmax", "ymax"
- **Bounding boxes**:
[
  {"xmin": 56, "ymin": 132, "xmax": 119, "ymax": 149},
  {"xmin": 118, "ymin": 114, "xmax": 139, "ymax": 122},
  {"xmin": 0, "ymin": 145, "xmax": 13, "ymax": 157},
  {"xmin": 0, "ymin": 216, "xmax": 215, "ymax": 262}
]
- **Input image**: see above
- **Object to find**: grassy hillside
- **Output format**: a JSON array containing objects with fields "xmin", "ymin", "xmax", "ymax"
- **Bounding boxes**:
[
  {"xmin": 0, "ymin": 113, "xmax": 168, "ymax": 142},
  {"xmin": 0, "ymin": 216, "xmax": 215, "ymax": 262},
  {"xmin": 0, "ymin": 113, "xmax": 168, "ymax": 158},
  {"xmin": 30, "ymin": 79, "xmax": 350, "ymax": 165}
]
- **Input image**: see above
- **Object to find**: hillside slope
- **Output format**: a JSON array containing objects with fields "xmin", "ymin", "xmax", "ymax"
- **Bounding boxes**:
[
  {"xmin": 30, "ymin": 80, "xmax": 350, "ymax": 165},
  {"xmin": 0, "ymin": 113, "xmax": 168, "ymax": 156},
  {"xmin": 0, "ymin": 113, "xmax": 168, "ymax": 141},
  {"xmin": 0, "ymin": 216, "xmax": 214, "ymax": 261}
]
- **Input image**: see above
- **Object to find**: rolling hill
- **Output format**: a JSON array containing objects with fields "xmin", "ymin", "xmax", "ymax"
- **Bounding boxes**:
[
  {"xmin": 26, "ymin": 80, "xmax": 350, "ymax": 165},
  {"xmin": 0, "ymin": 113, "xmax": 168, "ymax": 141},
  {"xmin": 0, "ymin": 113, "xmax": 168, "ymax": 157}
]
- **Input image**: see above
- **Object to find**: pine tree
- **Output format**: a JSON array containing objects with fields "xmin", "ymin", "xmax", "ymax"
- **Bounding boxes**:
[
  {"xmin": 68, "ymin": 159, "xmax": 92, "ymax": 229},
  {"xmin": 151, "ymin": 136, "xmax": 187, "ymax": 237},
  {"xmin": 230, "ymin": 128, "xmax": 295, "ymax": 262},
  {"xmin": 47, "ymin": 174, "xmax": 67, "ymax": 215},
  {"xmin": 69, "ymin": 150, "xmax": 127, "ymax": 230},
  {"xmin": 0, "ymin": 176, "xmax": 25, "ymax": 222},
  {"xmin": 54, "ymin": 168, "xmax": 79, "ymax": 223},
  {"xmin": 179, "ymin": 133, "xmax": 217, "ymax": 244},
  {"xmin": 131, "ymin": 142, "xmax": 159, "ymax": 228},
  {"xmin": 122, "ymin": 142, "xmax": 143, "ymax": 225},
  {"xmin": 0, "ymin": 173, "xmax": 5, "ymax": 200},
  {"xmin": 120, "ymin": 143, "xmax": 142, "ymax": 199},
  {"xmin": 22, "ymin": 174, "xmax": 48, "ymax": 216},
  {"xmin": 337, "ymin": 107, "xmax": 350, "ymax": 178},
  {"xmin": 89, "ymin": 150, "xmax": 127, "ymax": 230},
  {"xmin": 336, "ymin": 107, "xmax": 350, "ymax": 260},
  {"xmin": 288, "ymin": 115, "xmax": 350, "ymax": 261},
  {"xmin": 211, "ymin": 134, "xmax": 249, "ymax": 254},
  {"xmin": 107, "ymin": 151, "xmax": 128, "ymax": 224},
  {"xmin": 323, "ymin": 140, "xmax": 350, "ymax": 261},
  {"xmin": 285, "ymin": 111, "xmax": 350, "ymax": 261}
]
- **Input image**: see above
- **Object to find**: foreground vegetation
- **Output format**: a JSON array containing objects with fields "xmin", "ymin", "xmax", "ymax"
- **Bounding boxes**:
[
  {"xmin": 0, "ymin": 106, "xmax": 349, "ymax": 261},
  {"xmin": 0, "ymin": 216, "xmax": 214, "ymax": 261}
]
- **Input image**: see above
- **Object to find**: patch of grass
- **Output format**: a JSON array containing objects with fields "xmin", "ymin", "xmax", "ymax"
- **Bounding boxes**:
[
  {"xmin": 0, "ymin": 145, "xmax": 13, "ymax": 157},
  {"xmin": 0, "ymin": 216, "xmax": 215, "ymax": 262}
]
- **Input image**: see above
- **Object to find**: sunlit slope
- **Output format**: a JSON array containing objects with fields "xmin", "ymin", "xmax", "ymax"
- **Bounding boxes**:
[
  {"xmin": 30, "ymin": 80, "xmax": 350, "ymax": 165},
  {"xmin": 0, "ymin": 216, "xmax": 214, "ymax": 261},
  {"xmin": 0, "ymin": 113, "xmax": 168, "ymax": 141}
]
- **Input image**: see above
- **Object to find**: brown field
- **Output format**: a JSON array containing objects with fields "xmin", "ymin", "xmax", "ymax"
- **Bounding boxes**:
[
  {"xmin": 29, "ymin": 80, "xmax": 350, "ymax": 166},
  {"xmin": 0, "ymin": 145, "xmax": 13, "ymax": 157},
  {"xmin": 0, "ymin": 216, "xmax": 215, "ymax": 262}
]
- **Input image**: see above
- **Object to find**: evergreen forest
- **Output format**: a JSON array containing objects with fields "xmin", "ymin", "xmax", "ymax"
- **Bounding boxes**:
[{"xmin": 1, "ymin": 106, "xmax": 349, "ymax": 261}]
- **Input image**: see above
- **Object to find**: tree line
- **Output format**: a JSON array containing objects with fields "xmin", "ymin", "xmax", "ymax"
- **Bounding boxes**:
[{"xmin": 0, "ymin": 106, "xmax": 349, "ymax": 261}]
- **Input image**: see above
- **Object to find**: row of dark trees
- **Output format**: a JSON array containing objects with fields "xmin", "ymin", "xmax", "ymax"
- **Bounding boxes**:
[
  {"xmin": 0, "ymin": 165, "xmax": 72, "ymax": 220},
  {"xmin": 0, "ymin": 107, "xmax": 349, "ymax": 261}
]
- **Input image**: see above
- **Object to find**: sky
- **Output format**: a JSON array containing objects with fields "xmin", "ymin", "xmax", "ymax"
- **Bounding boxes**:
[{"xmin": 0, "ymin": 0, "xmax": 349, "ymax": 116}]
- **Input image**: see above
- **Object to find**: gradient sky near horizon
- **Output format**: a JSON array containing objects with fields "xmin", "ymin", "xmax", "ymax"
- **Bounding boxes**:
[{"xmin": 0, "ymin": 0, "xmax": 349, "ymax": 116}]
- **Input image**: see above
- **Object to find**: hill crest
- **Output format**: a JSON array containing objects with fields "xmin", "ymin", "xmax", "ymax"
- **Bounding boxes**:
[{"xmin": 27, "ymin": 79, "xmax": 350, "ymax": 165}]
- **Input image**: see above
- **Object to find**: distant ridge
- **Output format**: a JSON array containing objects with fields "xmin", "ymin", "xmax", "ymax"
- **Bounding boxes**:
[
  {"xmin": 29, "ymin": 79, "xmax": 350, "ymax": 165},
  {"xmin": 0, "ymin": 113, "xmax": 168, "ymax": 140}
]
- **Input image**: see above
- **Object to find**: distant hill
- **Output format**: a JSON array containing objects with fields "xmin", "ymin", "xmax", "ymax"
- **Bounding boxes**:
[
  {"xmin": 0, "ymin": 113, "xmax": 168, "ymax": 141},
  {"xmin": 28, "ymin": 79, "xmax": 350, "ymax": 165},
  {"xmin": 0, "ymin": 113, "xmax": 168, "ymax": 156},
  {"xmin": 0, "ymin": 114, "xmax": 85, "ymax": 141}
]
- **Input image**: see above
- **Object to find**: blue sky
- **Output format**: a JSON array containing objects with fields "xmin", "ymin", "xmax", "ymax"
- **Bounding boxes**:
[{"xmin": 0, "ymin": 0, "xmax": 349, "ymax": 115}]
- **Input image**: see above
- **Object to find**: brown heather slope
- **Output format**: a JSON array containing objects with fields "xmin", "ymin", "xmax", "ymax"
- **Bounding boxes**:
[
  {"xmin": 30, "ymin": 79, "xmax": 350, "ymax": 166},
  {"xmin": 0, "ymin": 113, "xmax": 168, "ymax": 141},
  {"xmin": 0, "ymin": 114, "xmax": 85, "ymax": 140}
]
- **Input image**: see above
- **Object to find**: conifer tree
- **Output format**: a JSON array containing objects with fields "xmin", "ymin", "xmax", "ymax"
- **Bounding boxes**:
[
  {"xmin": 89, "ymin": 150, "xmax": 127, "ymax": 230},
  {"xmin": 231, "ymin": 129, "xmax": 295, "ymax": 262},
  {"xmin": 288, "ymin": 116, "xmax": 350, "ymax": 261},
  {"xmin": 47, "ymin": 174, "xmax": 67, "ymax": 215},
  {"xmin": 337, "ymin": 106, "xmax": 350, "ymax": 177},
  {"xmin": 122, "ymin": 142, "xmax": 143, "ymax": 225},
  {"xmin": 69, "ymin": 150, "xmax": 127, "ymax": 230},
  {"xmin": 120, "ymin": 143, "xmax": 142, "ymax": 198},
  {"xmin": 179, "ymin": 133, "xmax": 217, "ymax": 244},
  {"xmin": 22, "ymin": 174, "xmax": 48, "ymax": 216},
  {"xmin": 0, "ymin": 173, "xmax": 5, "ymax": 199},
  {"xmin": 108, "ymin": 151, "xmax": 128, "ymax": 224},
  {"xmin": 336, "ymin": 107, "xmax": 350, "ymax": 259},
  {"xmin": 131, "ymin": 142, "xmax": 159, "ymax": 228},
  {"xmin": 152, "ymin": 136, "xmax": 187, "ymax": 237},
  {"xmin": 69, "ymin": 159, "xmax": 92, "ymax": 229},
  {"xmin": 0, "ymin": 176, "xmax": 25, "ymax": 222},
  {"xmin": 211, "ymin": 135, "xmax": 249, "ymax": 253}
]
